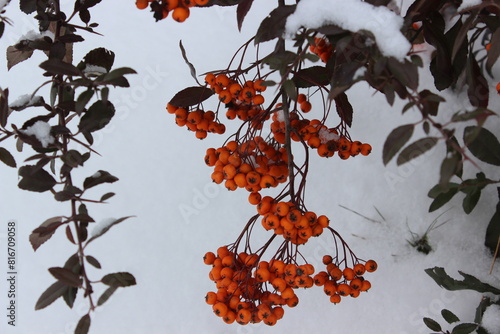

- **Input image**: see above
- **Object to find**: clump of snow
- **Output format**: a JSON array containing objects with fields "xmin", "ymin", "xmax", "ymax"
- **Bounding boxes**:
[
  {"xmin": 457, "ymin": 0, "xmax": 483, "ymax": 12},
  {"xmin": 276, "ymin": 109, "xmax": 285, "ymax": 123},
  {"xmin": 90, "ymin": 217, "xmax": 116, "ymax": 239},
  {"xmin": 21, "ymin": 121, "xmax": 55, "ymax": 148},
  {"xmin": 318, "ymin": 127, "xmax": 340, "ymax": 143},
  {"xmin": 92, "ymin": 171, "xmax": 102, "ymax": 178},
  {"xmin": 9, "ymin": 94, "xmax": 43, "ymax": 108},
  {"xmin": 482, "ymin": 304, "xmax": 500, "ymax": 334},
  {"xmin": 17, "ymin": 29, "xmax": 55, "ymax": 43},
  {"xmin": 285, "ymin": 0, "xmax": 411, "ymax": 61},
  {"xmin": 83, "ymin": 65, "xmax": 107, "ymax": 76}
]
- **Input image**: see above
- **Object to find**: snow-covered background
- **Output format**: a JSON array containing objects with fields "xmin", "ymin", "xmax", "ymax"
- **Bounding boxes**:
[{"xmin": 0, "ymin": 1, "xmax": 499, "ymax": 333}]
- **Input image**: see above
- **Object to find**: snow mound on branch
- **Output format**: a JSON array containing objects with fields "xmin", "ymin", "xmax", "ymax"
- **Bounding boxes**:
[
  {"xmin": 285, "ymin": 0, "xmax": 411, "ymax": 61},
  {"xmin": 458, "ymin": 0, "xmax": 482, "ymax": 12},
  {"xmin": 22, "ymin": 121, "xmax": 55, "ymax": 148},
  {"xmin": 482, "ymin": 304, "xmax": 500, "ymax": 334}
]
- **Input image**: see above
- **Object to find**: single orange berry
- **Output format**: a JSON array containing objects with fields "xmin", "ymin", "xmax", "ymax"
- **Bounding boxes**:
[
  {"xmin": 135, "ymin": 0, "xmax": 149, "ymax": 10},
  {"xmin": 172, "ymin": 6, "xmax": 190, "ymax": 22}
]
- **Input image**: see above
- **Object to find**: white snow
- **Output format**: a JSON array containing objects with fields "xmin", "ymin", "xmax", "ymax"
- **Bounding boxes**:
[
  {"xmin": 318, "ymin": 127, "xmax": 340, "ymax": 143},
  {"xmin": 17, "ymin": 29, "xmax": 54, "ymax": 43},
  {"xmin": 0, "ymin": 2, "xmax": 499, "ymax": 334},
  {"xmin": 482, "ymin": 304, "xmax": 500, "ymax": 334},
  {"xmin": 285, "ymin": 0, "xmax": 412, "ymax": 61},
  {"xmin": 9, "ymin": 93, "xmax": 42, "ymax": 108},
  {"xmin": 83, "ymin": 64, "xmax": 107, "ymax": 76},
  {"xmin": 457, "ymin": 0, "xmax": 483, "ymax": 12},
  {"xmin": 91, "ymin": 171, "xmax": 102, "ymax": 178},
  {"xmin": 21, "ymin": 120, "xmax": 54, "ymax": 148},
  {"xmin": 90, "ymin": 217, "xmax": 116, "ymax": 239}
]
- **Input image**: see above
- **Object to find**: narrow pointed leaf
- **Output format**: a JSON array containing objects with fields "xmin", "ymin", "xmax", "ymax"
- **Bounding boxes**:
[
  {"xmin": 397, "ymin": 137, "xmax": 438, "ymax": 166},
  {"xmin": 101, "ymin": 272, "xmax": 136, "ymax": 287},
  {"xmin": 423, "ymin": 317, "xmax": 442, "ymax": 331},
  {"xmin": 464, "ymin": 126, "xmax": 500, "ymax": 166},
  {"xmin": 97, "ymin": 286, "xmax": 118, "ymax": 306},
  {"xmin": 35, "ymin": 281, "xmax": 67, "ymax": 310},
  {"xmin": 75, "ymin": 314, "xmax": 91, "ymax": 334},
  {"xmin": 83, "ymin": 170, "xmax": 118, "ymax": 189},
  {"xmin": 169, "ymin": 86, "xmax": 213, "ymax": 108},
  {"xmin": 48, "ymin": 267, "xmax": 81, "ymax": 287},
  {"xmin": 0, "ymin": 147, "xmax": 16, "ymax": 167},
  {"xmin": 383, "ymin": 124, "xmax": 414, "ymax": 165}
]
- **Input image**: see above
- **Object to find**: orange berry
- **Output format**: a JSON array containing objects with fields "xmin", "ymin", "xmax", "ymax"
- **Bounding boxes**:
[
  {"xmin": 203, "ymin": 251, "xmax": 216, "ymax": 265},
  {"xmin": 322, "ymin": 255, "xmax": 333, "ymax": 265},
  {"xmin": 234, "ymin": 173, "xmax": 247, "ymax": 188},
  {"xmin": 215, "ymin": 74, "xmax": 231, "ymax": 87},
  {"xmin": 195, "ymin": 129, "xmax": 207, "ymax": 139},
  {"xmin": 212, "ymin": 302, "xmax": 228, "ymax": 317},
  {"xmin": 360, "ymin": 143, "xmax": 372, "ymax": 156},
  {"xmin": 205, "ymin": 73, "xmax": 216, "ymax": 86},
  {"xmin": 172, "ymin": 6, "xmax": 190, "ymax": 22},
  {"xmin": 300, "ymin": 101, "xmax": 312, "ymax": 113},
  {"xmin": 211, "ymin": 171, "xmax": 224, "ymax": 184},
  {"xmin": 330, "ymin": 294, "xmax": 341, "ymax": 304},
  {"xmin": 337, "ymin": 283, "xmax": 351, "ymax": 296},
  {"xmin": 297, "ymin": 93, "xmax": 307, "ymax": 103},
  {"xmin": 194, "ymin": 0, "xmax": 209, "ymax": 5},
  {"xmin": 135, "ymin": 0, "xmax": 149, "ymax": 9},
  {"xmin": 365, "ymin": 260, "xmax": 378, "ymax": 272},
  {"xmin": 248, "ymin": 192, "xmax": 262, "ymax": 205},
  {"xmin": 246, "ymin": 171, "xmax": 261, "ymax": 185},
  {"xmin": 343, "ymin": 268, "xmax": 356, "ymax": 281},
  {"xmin": 361, "ymin": 280, "xmax": 372, "ymax": 291},
  {"xmin": 353, "ymin": 263, "xmax": 366, "ymax": 276}
]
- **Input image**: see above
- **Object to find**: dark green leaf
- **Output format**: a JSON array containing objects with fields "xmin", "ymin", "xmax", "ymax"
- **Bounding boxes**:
[
  {"xmin": 18, "ymin": 165, "xmax": 57, "ymax": 192},
  {"xmin": 101, "ymin": 67, "xmax": 137, "ymax": 83},
  {"xmin": 0, "ymin": 87, "xmax": 9, "ymax": 127},
  {"xmin": 424, "ymin": 12, "xmax": 453, "ymax": 90},
  {"xmin": 40, "ymin": 59, "xmax": 82, "ymax": 76},
  {"xmin": 466, "ymin": 55, "xmax": 489, "ymax": 108},
  {"xmin": 387, "ymin": 58, "xmax": 419, "ymax": 90},
  {"xmin": 48, "ymin": 267, "xmax": 81, "ymax": 287},
  {"xmin": 63, "ymin": 286, "xmax": 77, "ymax": 309},
  {"xmin": 97, "ymin": 286, "xmax": 118, "ymax": 306},
  {"xmin": 293, "ymin": 66, "xmax": 331, "ymax": 88},
  {"xmin": 35, "ymin": 281, "xmax": 67, "ymax": 310},
  {"xmin": 169, "ymin": 86, "xmax": 213, "ymax": 108},
  {"xmin": 419, "ymin": 89, "xmax": 445, "ymax": 117},
  {"xmin": 255, "ymin": 5, "xmax": 296, "ymax": 44},
  {"xmin": 101, "ymin": 272, "xmax": 136, "ymax": 287},
  {"xmin": 178, "ymin": 40, "xmax": 200, "ymax": 85},
  {"xmin": 441, "ymin": 309, "xmax": 460, "ymax": 324},
  {"xmin": 237, "ymin": 0, "xmax": 253, "ymax": 31},
  {"xmin": 451, "ymin": 109, "xmax": 495, "ymax": 124},
  {"xmin": 382, "ymin": 124, "xmax": 414, "ymax": 165},
  {"xmin": 452, "ymin": 323, "xmax": 478, "ymax": 334},
  {"xmin": 29, "ymin": 217, "xmax": 63, "ymax": 251},
  {"xmin": 334, "ymin": 93, "xmax": 353, "ymax": 128},
  {"xmin": 86, "ymin": 216, "xmax": 133, "ymax": 245},
  {"xmin": 76, "ymin": 89, "xmax": 94, "ymax": 114},
  {"xmin": 485, "ymin": 195, "xmax": 500, "ymax": 255},
  {"xmin": 0, "ymin": 21, "xmax": 4, "ymax": 39},
  {"xmin": 464, "ymin": 126, "xmax": 500, "ymax": 166},
  {"xmin": 282, "ymin": 79, "xmax": 297, "ymax": 102},
  {"xmin": 429, "ymin": 186, "xmax": 459, "ymax": 212},
  {"xmin": 425, "ymin": 267, "xmax": 500, "ymax": 295},
  {"xmin": 397, "ymin": 137, "xmax": 438, "ymax": 166},
  {"xmin": 0, "ymin": 147, "xmax": 16, "ymax": 168},
  {"xmin": 462, "ymin": 187, "xmax": 481, "ymax": 214},
  {"xmin": 81, "ymin": 47, "xmax": 114, "ymax": 72},
  {"xmin": 439, "ymin": 153, "xmax": 461, "ymax": 187},
  {"xmin": 54, "ymin": 191, "xmax": 75, "ymax": 202},
  {"xmin": 85, "ymin": 255, "xmax": 101, "ymax": 269},
  {"xmin": 20, "ymin": 0, "xmax": 37, "ymax": 14},
  {"xmin": 100, "ymin": 192, "xmax": 115, "ymax": 202},
  {"xmin": 79, "ymin": 8, "xmax": 91, "ymax": 24},
  {"xmin": 78, "ymin": 100, "xmax": 115, "ymax": 133},
  {"xmin": 423, "ymin": 317, "xmax": 442, "ymax": 331},
  {"xmin": 7, "ymin": 45, "xmax": 34, "ymax": 70},
  {"xmin": 75, "ymin": 314, "xmax": 91, "ymax": 334},
  {"xmin": 83, "ymin": 170, "xmax": 118, "ymax": 189},
  {"xmin": 474, "ymin": 296, "xmax": 491, "ymax": 324}
]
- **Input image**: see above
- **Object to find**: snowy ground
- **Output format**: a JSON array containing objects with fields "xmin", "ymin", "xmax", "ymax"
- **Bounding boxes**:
[{"xmin": 0, "ymin": 1, "xmax": 499, "ymax": 334}]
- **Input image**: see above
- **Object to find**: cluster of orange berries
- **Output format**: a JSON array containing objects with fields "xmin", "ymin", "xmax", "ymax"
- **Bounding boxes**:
[
  {"xmin": 254, "ymin": 197, "xmax": 330, "ymax": 245},
  {"xmin": 316, "ymin": 255, "xmax": 377, "ymax": 303},
  {"xmin": 270, "ymin": 98, "xmax": 372, "ymax": 159},
  {"xmin": 205, "ymin": 73, "xmax": 268, "ymax": 125},
  {"xmin": 496, "ymin": 82, "xmax": 500, "ymax": 95},
  {"xmin": 167, "ymin": 104, "xmax": 226, "ymax": 139},
  {"xmin": 204, "ymin": 245, "xmax": 377, "ymax": 325},
  {"xmin": 135, "ymin": 0, "xmax": 208, "ymax": 22},
  {"xmin": 309, "ymin": 36, "xmax": 333, "ymax": 62},
  {"xmin": 205, "ymin": 137, "xmax": 289, "ymax": 192}
]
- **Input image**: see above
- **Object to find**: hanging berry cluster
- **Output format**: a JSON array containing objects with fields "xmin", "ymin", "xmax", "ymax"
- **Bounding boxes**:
[
  {"xmin": 166, "ymin": 34, "xmax": 377, "ymax": 326},
  {"xmin": 135, "ymin": 0, "xmax": 209, "ymax": 22}
]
